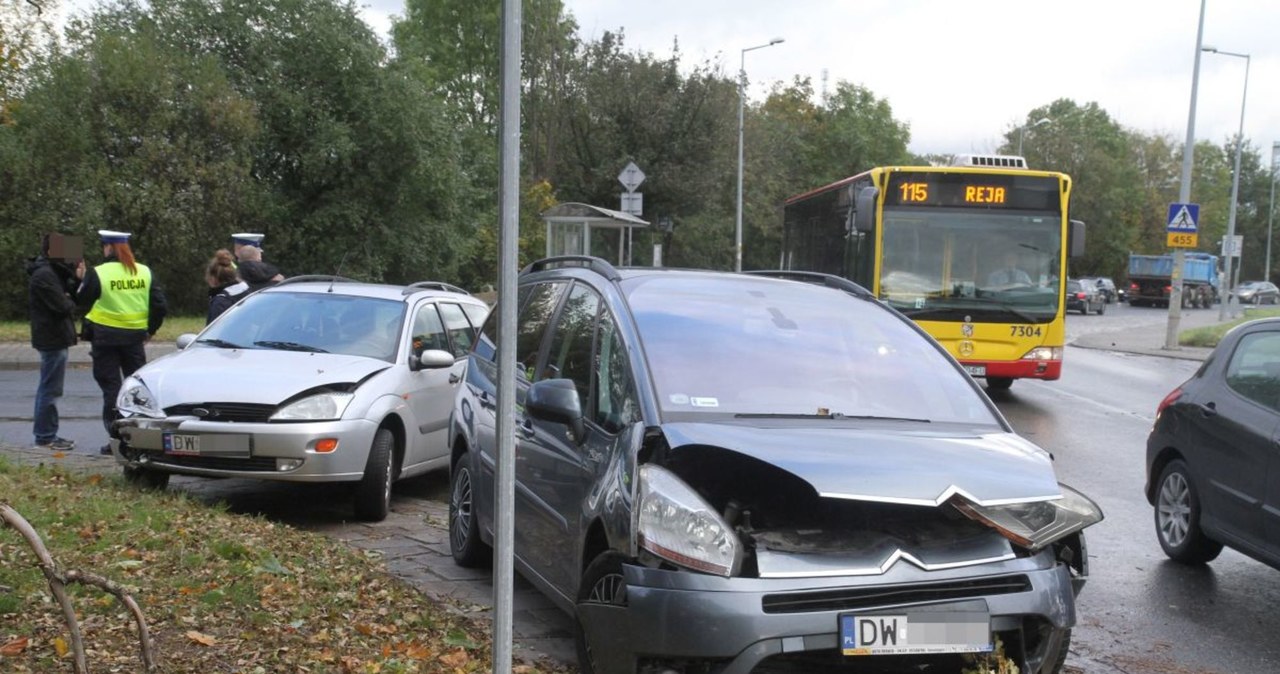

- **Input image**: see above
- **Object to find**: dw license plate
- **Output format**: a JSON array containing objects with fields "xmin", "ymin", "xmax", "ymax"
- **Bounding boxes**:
[
  {"xmin": 163, "ymin": 433, "xmax": 200, "ymax": 455},
  {"xmin": 840, "ymin": 613, "xmax": 992, "ymax": 656}
]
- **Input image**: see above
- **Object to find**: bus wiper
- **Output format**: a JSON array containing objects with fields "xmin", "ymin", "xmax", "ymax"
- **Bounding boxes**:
[
  {"xmin": 254, "ymin": 340, "xmax": 329, "ymax": 353},
  {"xmin": 734, "ymin": 412, "xmax": 930, "ymax": 423},
  {"xmin": 196, "ymin": 338, "xmax": 245, "ymax": 349}
]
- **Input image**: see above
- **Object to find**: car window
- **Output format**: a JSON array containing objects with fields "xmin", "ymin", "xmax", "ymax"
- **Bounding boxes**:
[
  {"xmin": 410, "ymin": 303, "xmax": 448, "ymax": 357},
  {"xmin": 1225, "ymin": 330, "xmax": 1280, "ymax": 411},
  {"xmin": 438, "ymin": 302, "xmax": 477, "ymax": 358},
  {"xmin": 460, "ymin": 302, "xmax": 489, "ymax": 337},
  {"xmin": 594, "ymin": 309, "xmax": 640, "ymax": 433},
  {"xmin": 515, "ymin": 281, "xmax": 568, "ymax": 381},
  {"xmin": 201, "ymin": 291, "xmax": 404, "ymax": 362},
  {"xmin": 625, "ymin": 275, "xmax": 999, "ymax": 424},
  {"xmin": 542, "ymin": 283, "xmax": 601, "ymax": 406}
]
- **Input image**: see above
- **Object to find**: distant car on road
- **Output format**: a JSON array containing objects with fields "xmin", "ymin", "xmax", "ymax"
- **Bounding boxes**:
[
  {"xmin": 1089, "ymin": 277, "xmax": 1119, "ymax": 304},
  {"xmin": 110, "ymin": 277, "xmax": 489, "ymax": 522},
  {"xmin": 450, "ymin": 256, "xmax": 1102, "ymax": 674},
  {"xmin": 1231, "ymin": 281, "xmax": 1280, "ymax": 305},
  {"xmin": 1146, "ymin": 317, "xmax": 1280, "ymax": 572},
  {"xmin": 1066, "ymin": 279, "xmax": 1106, "ymax": 315}
]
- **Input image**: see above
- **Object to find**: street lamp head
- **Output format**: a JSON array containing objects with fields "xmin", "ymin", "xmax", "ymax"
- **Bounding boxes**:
[
  {"xmin": 1031, "ymin": 117, "xmax": 1052, "ymax": 128},
  {"xmin": 1201, "ymin": 46, "xmax": 1218, "ymax": 53},
  {"xmin": 769, "ymin": 37, "xmax": 785, "ymax": 46}
]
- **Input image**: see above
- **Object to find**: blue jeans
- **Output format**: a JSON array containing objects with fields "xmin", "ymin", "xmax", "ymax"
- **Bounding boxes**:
[{"xmin": 33, "ymin": 348, "xmax": 69, "ymax": 444}]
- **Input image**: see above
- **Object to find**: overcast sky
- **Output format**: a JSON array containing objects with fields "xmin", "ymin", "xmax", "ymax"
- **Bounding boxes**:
[{"xmin": 356, "ymin": 0, "xmax": 1279, "ymax": 163}]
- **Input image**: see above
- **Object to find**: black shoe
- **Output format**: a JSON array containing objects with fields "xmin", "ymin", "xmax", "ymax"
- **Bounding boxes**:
[
  {"xmin": 99, "ymin": 444, "xmax": 113, "ymax": 456},
  {"xmin": 34, "ymin": 437, "xmax": 75, "ymax": 451}
]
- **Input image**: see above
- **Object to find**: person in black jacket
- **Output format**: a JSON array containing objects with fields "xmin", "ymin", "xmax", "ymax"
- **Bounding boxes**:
[
  {"xmin": 77, "ymin": 230, "xmax": 167, "ymax": 455},
  {"xmin": 206, "ymin": 248, "xmax": 249, "ymax": 324},
  {"xmin": 27, "ymin": 233, "xmax": 83, "ymax": 451},
  {"xmin": 232, "ymin": 232, "xmax": 284, "ymax": 292}
]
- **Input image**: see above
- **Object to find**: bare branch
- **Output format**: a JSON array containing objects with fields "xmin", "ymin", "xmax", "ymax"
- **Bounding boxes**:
[
  {"xmin": 66, "ymin": 569, "xmax": 158, "ymax": 671},
  {"xmin": 0, "ymin": 504, "xmax": 89, "ymax": 673}
]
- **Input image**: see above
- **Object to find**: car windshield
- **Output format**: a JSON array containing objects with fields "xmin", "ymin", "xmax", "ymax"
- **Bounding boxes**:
[
  {"xmin": 624, "ymin": 275, "xmax": 1000, "ymax": 425},
  {"xmin": 200, "ymin": 291, "xmax": 405, "ymax": 362},
  {"xmin": 1067, "ymin": 281, "xmax": 1081, "ymax": 292}
]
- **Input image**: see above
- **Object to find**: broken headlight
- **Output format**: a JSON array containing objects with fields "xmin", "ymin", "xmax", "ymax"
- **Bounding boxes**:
[
  {"xmin": 636, "ymin": 464, "xmax": 743, "ymax": 577},
  {"xmin": 953, "ymin": 483, "xmax": 1103, "ymax": 552},
  {"xmin": 117, "ymin": 376, "xmax": 163, "ymax": 418}
]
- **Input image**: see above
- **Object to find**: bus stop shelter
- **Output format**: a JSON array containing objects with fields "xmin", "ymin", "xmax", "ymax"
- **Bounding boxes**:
[{"xmin": 541, "ymin": 202, "xmax": 650, "ymax": 265}]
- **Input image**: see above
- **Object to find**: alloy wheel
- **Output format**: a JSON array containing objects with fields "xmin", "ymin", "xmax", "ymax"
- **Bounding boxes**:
[
  {"xmin": 1158, "ymin": 471, "xmax": 1192, "ymax": 548},
  {"xmin": 451, "ymin": 468, "xmax": 473, "ymax": 551}
]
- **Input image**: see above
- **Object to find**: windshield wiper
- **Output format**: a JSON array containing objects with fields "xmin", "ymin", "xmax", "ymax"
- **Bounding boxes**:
[
  {"xmin": 253, "ymin": 340, "xmax": 329, "ymax": 353},
  {"xmin": 734, "ymin": 412, "xmax": 930, "ymax": 423},
  {"xmin": 196, "ymin": 338, "xmax": 245, "ymax": 349}
]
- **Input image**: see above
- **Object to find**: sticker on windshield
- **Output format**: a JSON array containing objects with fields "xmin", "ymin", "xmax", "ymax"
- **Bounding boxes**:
[
  {"xmin": 690, "ymin": 397, "xmax": 720, "ymax": 408},
  {"xmin": 668, "ymin": 393, "xmax": 690, "ymax": 405}
]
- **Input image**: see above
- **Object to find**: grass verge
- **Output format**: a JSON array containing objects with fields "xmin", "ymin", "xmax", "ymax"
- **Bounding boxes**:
[
  {"xmin": 0, "ymin": 316, "xmax": 206, "ymax": 343},
  {"xmin": 1179, "ymin": 307, "xmax": 1280, "ymax": 348},
  {"xmin": 0, "ymin": 457, "xmax": 550, "ymax": 673}
]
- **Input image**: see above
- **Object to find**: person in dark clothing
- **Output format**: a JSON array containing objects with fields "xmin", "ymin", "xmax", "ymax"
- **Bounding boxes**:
[
  {"xmin": 76, "ymin": 230, "xmax": 167, "ymax": 455},
  {"xmin": 232, "ymin": 232, "xmax": 284, "ymax": 292},
  {"xmin": 205, "ymin": 248, "xmax": 249, "ymax": 324},
  {"xmin": 27, "ymin": 233, "xmax": 83, "ymax": 450}
]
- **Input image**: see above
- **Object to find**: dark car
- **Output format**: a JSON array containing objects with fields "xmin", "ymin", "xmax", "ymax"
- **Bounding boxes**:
[
  {"xmin": 449, "ymin": 257, "xmax": 1102, "ymax": 674},
  {"xmin": 1092, "ymin": 277, "xmax": 1120, "ymax": 303},
  {"xmin": 1147, "ymin": 317, "xmax": 1280, "ymax": 570},
  {"xmin": 1066, "ymin": 279, "xmax": 1105, "ymax": 315},
  {"xmin": 1231, "ymin": 280, "xmax": 1280, "ymax": 305}
]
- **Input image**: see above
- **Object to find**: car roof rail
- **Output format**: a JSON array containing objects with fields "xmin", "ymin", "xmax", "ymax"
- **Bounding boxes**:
[
  {"xmin": 275, "ymin": 275, "xmax": 360, "ymax": 286},
  {"xmin": 743, "ymin": 270, "xmax": 875, "ymax": 300},
  {"xmin": 403, "ymin": 281, "xmax": 471, "ymax": 296},
  {"xmin": 521, "ymin": 255, "xmax": 621, "ymax": 281}
]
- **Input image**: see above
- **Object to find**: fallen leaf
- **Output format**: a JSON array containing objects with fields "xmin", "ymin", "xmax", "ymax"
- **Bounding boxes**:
[
  {"xmin": 54, "ymin": 637, "xmax": 69, "ymax": 657},
  {"xmin": 439, "ymin": 649, "xmax": 469, "ymax": 668},
  {"xmin": 52, "ymin": 451, "xmax": 66, "ymax": 458},
  {"xmin": 87, "ymin": 474, "xmax": 103, "ymax": 485},
  {"xmin": 186, "ymin": 630, "xmax": 217, "ymax": 646},
  {"xmin": 355, "ymin": 623, "xmax": 375, "ymax": 636},
  {"xmin": 0, "ymin": 637, "xmax": 29, "ymax": 656}
]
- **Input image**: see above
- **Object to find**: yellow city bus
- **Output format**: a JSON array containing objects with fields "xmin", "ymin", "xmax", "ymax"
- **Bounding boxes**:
[{"xmin": 781, "ymin": 156, "xmax": 1084, "ymax": 390}]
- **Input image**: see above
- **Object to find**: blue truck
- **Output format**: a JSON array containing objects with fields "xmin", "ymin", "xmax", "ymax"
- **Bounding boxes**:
[{"xmin": 1126, "ymin": 253, "xmax": 1220, "ymax": 308}]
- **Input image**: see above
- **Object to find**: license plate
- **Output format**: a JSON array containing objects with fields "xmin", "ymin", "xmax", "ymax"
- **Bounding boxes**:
[
  {"xmin": 840, "ymin": 613, "xmax": 992, "ymax": 656},
  {"xmin": 163, "ymin": 433, "xmax": 201, "ymax": 455},
  {"xmin": 964, "ymin": 365, "xmax": 987, "ymax": 377}
]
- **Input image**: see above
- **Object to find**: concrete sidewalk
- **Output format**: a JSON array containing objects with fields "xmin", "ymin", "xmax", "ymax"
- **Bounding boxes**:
[{"xmin": 0, "ymin": 341, "xmax": 177, "ymax": 370}]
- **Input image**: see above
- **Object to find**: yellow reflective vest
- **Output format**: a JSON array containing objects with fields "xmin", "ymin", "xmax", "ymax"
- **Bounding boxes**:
[{"xmin": 85, "ymin": 261, "xmax": 152, "ymax": 330}]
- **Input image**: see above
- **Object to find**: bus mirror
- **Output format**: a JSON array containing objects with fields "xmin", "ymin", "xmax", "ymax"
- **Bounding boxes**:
[
  {"xmin": 1068, "ymin": 220, "xmax": 1086, "ymax": 258},
  {"xmin": 852, "ymin": 187, "xmax": 878, "ymax": 233}
]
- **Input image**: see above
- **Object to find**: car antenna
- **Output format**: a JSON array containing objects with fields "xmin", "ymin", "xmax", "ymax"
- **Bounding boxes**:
[{"xmin": 329, "ymin": 250, "xmax": 351, "ymax": 293}]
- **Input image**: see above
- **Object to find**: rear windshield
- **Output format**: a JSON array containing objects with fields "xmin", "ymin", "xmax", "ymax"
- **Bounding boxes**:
[{"xmin": 624, "ymin": 275, "xmax": 999, "ymax": 425}]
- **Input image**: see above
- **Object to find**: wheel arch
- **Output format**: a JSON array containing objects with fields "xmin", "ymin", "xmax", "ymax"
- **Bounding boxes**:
[
  {"xmin": 1146, "ymin": 446, "xmax": 1186, "ymax": 504},
  {"xmin": 378, "ymin": 414, "xmax": 407, "ymax": 478}
]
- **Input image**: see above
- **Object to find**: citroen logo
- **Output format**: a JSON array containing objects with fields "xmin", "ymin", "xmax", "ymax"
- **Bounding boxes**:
[{"xmin": 959, "ymin": 340, "xmax": 975, "ymax": 357}]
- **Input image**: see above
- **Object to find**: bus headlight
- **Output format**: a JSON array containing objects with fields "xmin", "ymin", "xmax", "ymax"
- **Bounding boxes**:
[{"xmin": 1020, "ymin": 346, "xmax": 1062, "ymax": 361}]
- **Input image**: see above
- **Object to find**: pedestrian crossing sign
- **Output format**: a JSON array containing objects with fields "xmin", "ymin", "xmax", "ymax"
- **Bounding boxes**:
[{"xmin": 1166, "ymin": 202, "xmax": 1199, "ymax": 248}]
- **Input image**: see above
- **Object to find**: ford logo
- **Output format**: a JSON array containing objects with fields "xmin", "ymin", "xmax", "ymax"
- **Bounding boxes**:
[{"xmin": 192, "ymin": 407, "xmax": 214, "ymax": 418}]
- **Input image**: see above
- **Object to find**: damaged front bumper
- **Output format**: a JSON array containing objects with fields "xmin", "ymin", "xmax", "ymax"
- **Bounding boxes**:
[{"xmin": 578, "ymin": 546, "xmax": 1080, "ymax": 674}]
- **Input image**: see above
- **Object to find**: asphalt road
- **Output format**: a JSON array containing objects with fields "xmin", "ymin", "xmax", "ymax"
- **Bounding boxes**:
[{"xmin": 2, "ymin": 301, "xmax": 1277, "ymax": 673}]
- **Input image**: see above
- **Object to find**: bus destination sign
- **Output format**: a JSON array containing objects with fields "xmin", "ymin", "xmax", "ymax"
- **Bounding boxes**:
[{"xmin": 885, "ymin": 172, "xmax": 1060, "ymax": 211}]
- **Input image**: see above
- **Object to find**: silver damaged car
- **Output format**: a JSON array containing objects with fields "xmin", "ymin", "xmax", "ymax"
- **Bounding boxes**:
[{"xmin": 111, "ymin": 278, "xmax": 488, "ymax": 521}]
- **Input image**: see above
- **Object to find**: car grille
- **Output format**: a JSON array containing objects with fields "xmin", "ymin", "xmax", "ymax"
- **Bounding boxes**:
[
  {"xmin": 164, "ymin": 403, "xmax": 277, "ymax": 423},
  {"xmin": 761, "ymin": 574, "xmax": 1031, "ymax": 614},
  {"xmin": 144, "ymin": 452, "xmax": 279, "ymax": 472}
]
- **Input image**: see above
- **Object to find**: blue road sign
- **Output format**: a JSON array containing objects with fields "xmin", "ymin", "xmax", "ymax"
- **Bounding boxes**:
[{"xmin": 1167, "ymin": 203, "xmax": 1199, "ymax": 232}]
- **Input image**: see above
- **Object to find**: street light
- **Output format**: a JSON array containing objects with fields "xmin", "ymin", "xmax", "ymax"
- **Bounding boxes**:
[
  {"xmin": 735, "ymin": 37, "xmax": 784, "ymax": 272},
  {"xmin": 1017, "ymin": 117, "xmax": 1051, "ymax": 156},
  {"xmin": 1164, "ymin": 0, "xmax": 1206, "ymax": 350},
  {"xmin": 1267, "ymin": 141, "xmax": 1278, "ymax": 281},
  {"xmin": 1202, "ymin": 46, "xmax": 1250, "ymax": 321}
]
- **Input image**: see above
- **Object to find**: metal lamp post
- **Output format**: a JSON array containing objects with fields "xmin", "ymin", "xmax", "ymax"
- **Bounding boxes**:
[
  {"xmin": 1202, "ymin": 47, "xmax": 1250, "ymax": 321},
  {"xmin": 1267, "ymin": 141, "xmax": 1279, "ymax": 281},
  {"xmin": 1164, "ymin": 0, "xmax": 1206, "ymax": 350},
  {"xmin": 735, "ymin": 37, "xmax": 783, "ymax": 272},
  {"xmin": 1017, "ymin": 117, "xmax": 1051, "ymax": 156}
]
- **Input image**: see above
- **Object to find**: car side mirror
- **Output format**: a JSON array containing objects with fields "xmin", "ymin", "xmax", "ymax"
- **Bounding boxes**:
[
  {"xmin": 527, "ymin": 378, "xmax": 585, "ymax": 443},
  {"xmin": 416, "ymin": 349, "xmax": 456, "ymax": 370},
  {"xmin": 176, "ymin": 333, "xmax": 198, "ymax": 350}
]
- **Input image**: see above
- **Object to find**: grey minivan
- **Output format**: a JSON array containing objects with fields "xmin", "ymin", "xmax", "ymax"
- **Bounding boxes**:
[{"xmin": 449, "ymin": 257, "xmax": 1102, "ymax": 673}]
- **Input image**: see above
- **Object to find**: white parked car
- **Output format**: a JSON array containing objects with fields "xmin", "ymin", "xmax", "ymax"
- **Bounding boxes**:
[{"xmin": 110, "ymin": 277, "xmax": 489, "ymax": 521}]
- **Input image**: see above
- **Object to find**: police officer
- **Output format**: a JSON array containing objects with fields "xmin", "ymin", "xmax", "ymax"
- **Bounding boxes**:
[
  {"xmin": 231, "ymin": 232, "xmax": 284, "ymax": 291},
  {"xmin": 77, "ymin": 230, "xmax": 167, "ymax": 455}
]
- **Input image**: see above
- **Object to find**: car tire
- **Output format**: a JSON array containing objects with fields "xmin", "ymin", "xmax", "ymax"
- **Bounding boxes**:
[
  {"xmin": 1154, "ymin": 459, "xmax": 1223, "ymax": 564},
  {"xmin": 1040, "ymin": 627, "xmax": 1072, "ymax": 674},
  {"xmin": 574, "ymin": 551, "xmax": 629, "ymax": 674},
  {"xmin": 353, "ymin": 427, "xmax": 395, "ymax": 522},
  {"xmin": 449, "ymin": 452, "xmax": 491, "ymax": 567},
  {"xmin": 122, "ymin": 465, "xmax": 169, "ymax": 491},
  {"xmin": 986, "ymin": 377, "xmax": 1013, "ymax": 391},
  {"xmin": 1097, "ymin": 301, "xmax": 1105, "ymax": 315}
]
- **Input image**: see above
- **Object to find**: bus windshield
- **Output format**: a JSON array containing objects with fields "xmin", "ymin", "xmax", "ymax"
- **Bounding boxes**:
[{"xmin": 879, "ymin": 209, "xmax": 1062, "ymax": 323}]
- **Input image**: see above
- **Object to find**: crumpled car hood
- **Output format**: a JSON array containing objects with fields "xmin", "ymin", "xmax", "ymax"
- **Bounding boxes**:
[
  {"xmin": 135, "ymin": 347, "xmax": 389, "ymax": 406},
  {"xmin": 660, "ymin": 421, "xmax": 1060, "ymax": 506}
]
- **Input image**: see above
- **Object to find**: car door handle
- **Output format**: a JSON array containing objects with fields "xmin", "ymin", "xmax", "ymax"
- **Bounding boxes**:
[
  {"xmin": 1198, "ymin": 402, "xmax": 1218, "ymax": 417},
  {"xmin": 476, "ymin": 390, "xmax": 495, "ymax": 409},
  {"xmin": 518, "ymin": 419, "xmax": 536, "ymax": 438},
  {"xmin": 449, "ymin": 372, "xmax": 461, "ymax": 384}
]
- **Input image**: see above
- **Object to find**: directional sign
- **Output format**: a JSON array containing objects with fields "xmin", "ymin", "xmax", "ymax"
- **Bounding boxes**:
[
  {"xmin": 1166, "ymin": 202, "xmax": 1199, "ymax": 248},
  {"xmin": 618, "ymin": 162, "xmax": 645, "ymax": 193}
]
